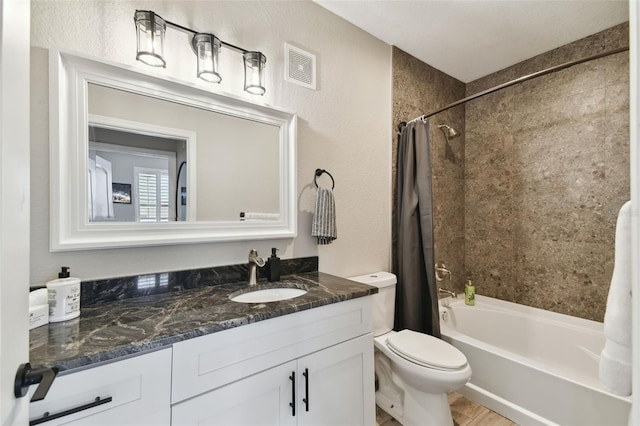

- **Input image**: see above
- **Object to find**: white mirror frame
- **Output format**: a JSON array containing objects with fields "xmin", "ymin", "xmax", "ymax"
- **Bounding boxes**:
[{"xmin": 50, "ymin": 49, "xmax": 297, "ymax": 251}]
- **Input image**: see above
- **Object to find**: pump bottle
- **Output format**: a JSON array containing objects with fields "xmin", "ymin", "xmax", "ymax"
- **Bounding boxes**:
[
  {"xmin": 47, "ymin": 266, "xmax": 81, "ymax": 322},
  {"xmin": 464, "ymin": 279, "xmax": 476, "ymax": 306},
  {"xmin": 267, "ymin": 248, "xmax": 281, "ymax": 282}
]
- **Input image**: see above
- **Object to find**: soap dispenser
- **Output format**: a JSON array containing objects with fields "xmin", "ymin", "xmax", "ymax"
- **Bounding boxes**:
[
  {"xmin": 464, "ymin": 279, "xmax": 475, "ymax": 306},
  {"xmin": 46, "ymin": 267, "xmax": 81, "ymax": 322},
  {"xmin": 267, "ymin": 248, "xmax": 281, "ymax": 282}
]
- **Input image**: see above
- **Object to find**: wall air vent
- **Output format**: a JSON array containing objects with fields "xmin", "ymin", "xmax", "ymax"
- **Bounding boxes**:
[{"xmin": 284, "ymin": 43, "xmax": 316, "ymax": 90}]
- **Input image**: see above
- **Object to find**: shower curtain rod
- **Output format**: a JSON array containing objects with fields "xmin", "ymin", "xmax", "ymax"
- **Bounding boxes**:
[{"xmin": 400, "ymin": 45, "xmax": 629, "ymax": 129}]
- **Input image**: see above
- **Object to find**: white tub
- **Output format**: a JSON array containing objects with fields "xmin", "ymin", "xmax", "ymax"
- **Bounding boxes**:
[{"xmin": 439, "ymin": 295, "xmax": 631, "ymax": 426}]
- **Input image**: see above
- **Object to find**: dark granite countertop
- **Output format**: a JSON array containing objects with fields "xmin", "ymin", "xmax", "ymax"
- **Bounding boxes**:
[{"xmin": 29, "ymin": 272, "xmax": 376, "ymax": 372}]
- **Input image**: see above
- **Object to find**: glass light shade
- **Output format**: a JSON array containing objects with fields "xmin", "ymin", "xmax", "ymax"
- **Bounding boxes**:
[
  {"xmin": 243, "ymin": 52, "xmax": 267, "ymax": 95},
  {"xmin": 193, "ymin": 33, "xmax": 222, "ymax": 83},
  {"xmin": 134, "ymin": 10, "xmax": 166, "ymax": 68}
]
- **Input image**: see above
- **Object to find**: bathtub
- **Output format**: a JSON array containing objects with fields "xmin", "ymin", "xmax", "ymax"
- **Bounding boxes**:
[{"xmin": 439, "ymin": 295, "xmax": 631, "ymax": 426}]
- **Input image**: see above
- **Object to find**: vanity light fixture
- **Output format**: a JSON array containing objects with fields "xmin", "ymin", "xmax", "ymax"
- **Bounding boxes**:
[
  {"xmin": 133, "ymin": 10, "xmax": 267, "ymax": 95},
  {"xmin": 243, "ymin": 52, "xmax": 267, "ymax": 95},
  {"xmin": 193, "ymin": 33, "xmax": 222, "ymax": 83},
  {"xmin": 134, "ymin": 11, "xmax": 166, "ymax": 67}
]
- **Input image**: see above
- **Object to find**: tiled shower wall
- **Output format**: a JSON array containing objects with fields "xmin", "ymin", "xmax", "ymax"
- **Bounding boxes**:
[
  {"xmin": 392, "ymin": 23, "xmax": 629, "ymax": 322},
  {"xmin": 392, "ymin": 47, "xmax": 466, "ymax": 293},
  {"xmin": 465, "ymin": 23, "xmax": 629, "ymax": 322}
]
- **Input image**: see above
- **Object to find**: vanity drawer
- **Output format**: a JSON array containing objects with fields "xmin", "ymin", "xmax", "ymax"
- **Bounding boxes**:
[
  {"xmin": 172, "ymin": 296, "xmax": 372, "ymax": 403},
  {"xmin": 29, "ymin": 348, "xmax": 172, "ymax": 426}
]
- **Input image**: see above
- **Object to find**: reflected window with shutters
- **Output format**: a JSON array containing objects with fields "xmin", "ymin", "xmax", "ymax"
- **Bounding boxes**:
[{"xmin": 135, "ymin": 167, "xmax": 170, "ymax": 222}]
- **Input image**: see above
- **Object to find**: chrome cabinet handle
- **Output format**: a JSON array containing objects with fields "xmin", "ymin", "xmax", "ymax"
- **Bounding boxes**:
[{"xmin": 30, "ymin": 396, "xmax": 112, "ymax": 426}]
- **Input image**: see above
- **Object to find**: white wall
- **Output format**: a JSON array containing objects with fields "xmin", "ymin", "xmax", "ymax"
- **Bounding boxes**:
[{"xmin": 30, "ymin": 1, "xmax": 392, "ymax": 285}]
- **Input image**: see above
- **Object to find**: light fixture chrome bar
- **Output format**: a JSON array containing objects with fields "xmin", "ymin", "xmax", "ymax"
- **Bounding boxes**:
[
  {"xmin": 164, "ymin": 20, "xmax": 196, "ymax": 36},
  {"xmin": 134, "ymin": 10, "xmax": 266, "ymax": 94},
  {"xmin": 220, "ymin": 41, "xmax": 248, "ymax": 55},
  {"xmin": 160, "ymin": 16, "xmax": 251, "ymax": 55}
]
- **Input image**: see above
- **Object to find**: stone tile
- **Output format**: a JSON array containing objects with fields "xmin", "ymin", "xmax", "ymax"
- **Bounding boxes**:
[
  {"xmin": 465, "ymin": 178, "xmax": 514, "ymax": 240},
  {"xmin": 433, "ymin": 176, "xmax": 464, "ymax": 238},
  {"xmin": 514, "ymin": 178, "xmax": 607, "ymax": 244},
  {"xmin": 530, "ymin": 31, "xmax": 605, "ymax": 71},
  {"xmin": 602, "ymin": 22, "xmax": 629, "ymax": 86},
  {"xmin": 516, "ymin": 59, "xmax": 606, "ymax": 98},
  {"xmin": 432, "ymin": 126, "xmax": 465, "ymax": 181},
  {"xmin": 465, "ymin": 237, "xmax": 515, "ymax": 299},
  {"xmin": 511, "ymin": 86, "xmax": 606, "ymax": 133},
  {"xmin": 604, "ymin": 82, "xmax": 630, "ymax": 161},
  {"xmin": 464, "ymin": 131, "xmax": 514, "ymax": 182},
  {"xmin": 603, "ymin": 52, "xmax": 629, "ymax": 86},
  {"xmin": 465, "ymin": 85, "xmax": 520, "ymax": 134},
  {"xmin": 512, "ymin": 113, "xmax": 605, "ymax": 178},
  {"xmin": 604, "ymin": 22, "xmax": 630, "ymax": 51},
  {"xmin": 514, "ymin": 239, "xmax": 609, "ymax": 321},
  {"xmin": 510, "ymin": 114, "xmax": 609, "ymax": 246},
  {"xmin": 434, "ymin": 236, "xmax": 465, "ymax": 294},
  {"xmin": 604, "ymin": 83, "xmax": 631, "ymax": 245}
]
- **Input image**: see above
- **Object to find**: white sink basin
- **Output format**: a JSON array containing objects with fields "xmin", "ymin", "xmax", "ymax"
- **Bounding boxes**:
[{"xmin": 230, "ymin": 287, "xmax": 308, "ymax": 303}]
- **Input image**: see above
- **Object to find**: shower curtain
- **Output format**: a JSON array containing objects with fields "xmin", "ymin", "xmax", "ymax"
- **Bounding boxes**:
[{"xmin": 396, "ymin": 120, "xmax": 440, "ymax": 337}]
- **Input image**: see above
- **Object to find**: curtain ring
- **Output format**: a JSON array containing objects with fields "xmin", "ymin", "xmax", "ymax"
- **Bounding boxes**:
[{"xmin": 314, "ymin": 169, "xmax": 335, "ymax": 189}]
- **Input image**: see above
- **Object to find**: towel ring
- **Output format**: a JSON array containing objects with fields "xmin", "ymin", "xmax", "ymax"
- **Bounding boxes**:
[{"xmin": 314, "ymin": 169, "xmax": 335, "ymax": 189}]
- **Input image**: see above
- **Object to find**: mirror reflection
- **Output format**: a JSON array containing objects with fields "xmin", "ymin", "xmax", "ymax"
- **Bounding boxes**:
[
  {"xmin": 88, "ymin": 126, "xmax": 187, "ymax": 222},
  {"xmin": 87, "ymin": 83, "xmax": 281, "ymax": 223}
]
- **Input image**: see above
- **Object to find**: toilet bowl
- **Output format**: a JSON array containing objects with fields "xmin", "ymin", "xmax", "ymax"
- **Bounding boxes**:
[{"xmin": 349, "ymin": 272, "xmax": 471, "ymax": 426}]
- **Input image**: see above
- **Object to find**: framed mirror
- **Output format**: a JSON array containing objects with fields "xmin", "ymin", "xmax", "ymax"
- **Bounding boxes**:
[{"xmin": 50, "ymin": 50, "xmax": 297, "ymax": 251}]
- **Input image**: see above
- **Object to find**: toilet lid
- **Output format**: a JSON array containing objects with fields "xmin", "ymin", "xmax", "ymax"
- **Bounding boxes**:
[{"xmin": 386, "ymin": 329, "xmax": 467, "ymax": 370}]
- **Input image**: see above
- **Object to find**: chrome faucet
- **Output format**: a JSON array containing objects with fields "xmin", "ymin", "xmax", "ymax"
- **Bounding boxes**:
[
  {"xmin": 248, "ymin": 249, "xmax": 266, "ymax": 285},
  {"xmin": 438, "ymin": 287, "xmax": 457, "ymax": 298}
]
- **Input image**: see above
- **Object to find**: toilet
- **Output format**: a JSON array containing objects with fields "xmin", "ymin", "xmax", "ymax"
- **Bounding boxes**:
[{"xmin": 349, "ymin": 272, "xmax": 471, "ymax": 426}]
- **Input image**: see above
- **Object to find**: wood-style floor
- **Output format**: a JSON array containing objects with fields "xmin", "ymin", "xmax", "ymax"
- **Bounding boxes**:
[{"xmin": 376, "ymin": 392, "xmax": 518, "ymax": 426}]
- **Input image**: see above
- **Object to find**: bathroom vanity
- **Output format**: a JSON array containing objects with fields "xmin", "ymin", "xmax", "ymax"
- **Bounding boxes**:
[
  {"xmin": 33, "ymin": 50, "xmax": 376, "ymax": 424},
  {"xmin": 28, "ymin": 271, "xmax": 376, "ymax": 425}
]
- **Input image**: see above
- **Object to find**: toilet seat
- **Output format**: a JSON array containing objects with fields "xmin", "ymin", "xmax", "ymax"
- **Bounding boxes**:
[{"xmin": 386, "ymin": 329, "xmax": 467, "ymax": 371}]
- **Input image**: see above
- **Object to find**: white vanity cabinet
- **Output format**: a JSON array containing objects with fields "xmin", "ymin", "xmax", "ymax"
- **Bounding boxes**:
[
  {"xmin": 30, "ymin": 296, "xmax": 374, "ymax": 426},
  {"xmin": 28, "ymin": 348, "xmax": 172, "ymax": 425},
  {"xmin": 172, "ymin": 360, "xmax": 298, "ymax": 425},
  {"xmin": 171, "ymin": 297, "xmax": 375, "ymax": 426},
  {"xmin": 295, "ymin": 334, "xmax": 373, "ymax": 426}
]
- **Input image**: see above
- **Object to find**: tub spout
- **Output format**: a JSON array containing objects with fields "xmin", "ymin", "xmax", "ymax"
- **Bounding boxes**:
[{"xmin": 438, "ymin": 287, "xmax": 456, "ymax": 298}]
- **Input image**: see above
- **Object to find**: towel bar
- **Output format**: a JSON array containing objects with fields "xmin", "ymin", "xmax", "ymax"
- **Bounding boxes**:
[{"xmin": 314, "ymin": 169, "xmax": 335, "ymax": 189}]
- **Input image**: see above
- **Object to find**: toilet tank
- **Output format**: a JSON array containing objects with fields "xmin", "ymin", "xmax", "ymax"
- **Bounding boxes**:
[{"xmin": 348, "ymin": 272, "xmax": 396, "ymax": 337}]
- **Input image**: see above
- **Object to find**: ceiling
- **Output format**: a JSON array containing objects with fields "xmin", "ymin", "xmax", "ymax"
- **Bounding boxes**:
[{"xmin": 313, "ymin": 0, "xmax": 629, "ymax": 83}]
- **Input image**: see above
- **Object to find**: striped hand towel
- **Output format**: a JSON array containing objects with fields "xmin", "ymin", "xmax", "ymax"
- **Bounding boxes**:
[{"xmin": 311, "ymin": 188, "xmax": 337, "ymax": 245}]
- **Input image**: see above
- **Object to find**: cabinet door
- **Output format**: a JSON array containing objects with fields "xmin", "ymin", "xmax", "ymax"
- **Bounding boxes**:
[
  {"xmin": 297, "ymin": 334, "xmax": 375, "ymax": 426},
  {"xmin": 172, "ymin": 361, "xmax": 297, "ymax": 426}
]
